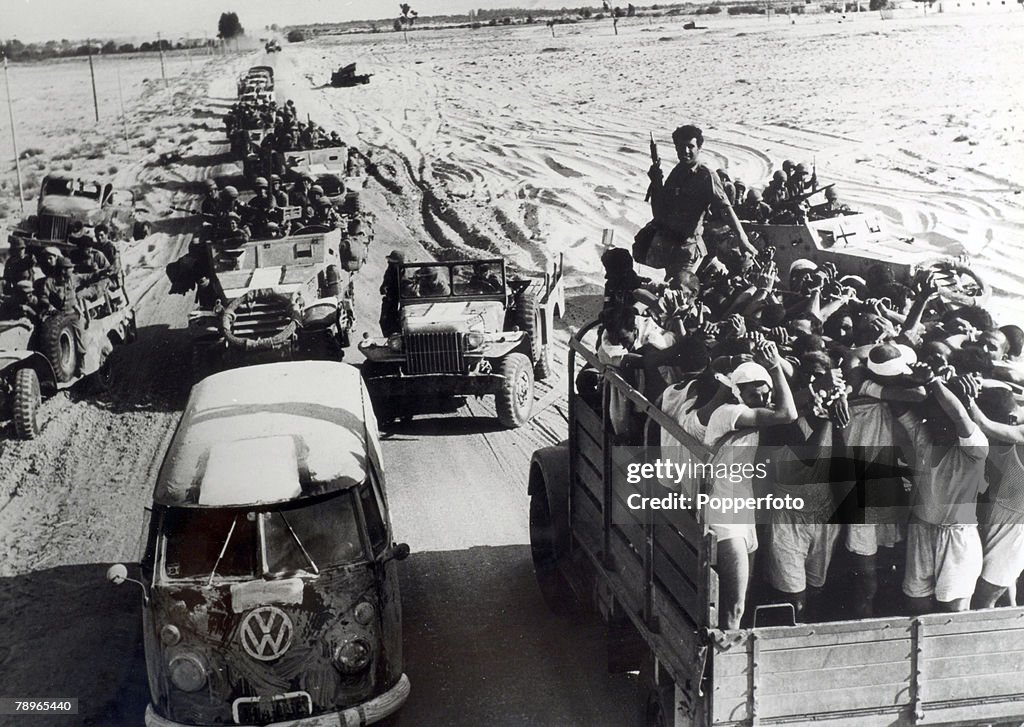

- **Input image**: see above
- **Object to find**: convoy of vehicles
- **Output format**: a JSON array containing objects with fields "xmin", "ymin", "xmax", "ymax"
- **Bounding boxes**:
[
  {"xmin": 359, "ymin": 256, "xmax": 564, "ymax": 428},
  {"xmin": 108, "ymin": 361, "xmax": 410, "ymax": 727}
]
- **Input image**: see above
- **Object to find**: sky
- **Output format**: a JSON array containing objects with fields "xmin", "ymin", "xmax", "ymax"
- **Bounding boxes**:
[{"xmin": 1, "ymin": 0, "xmax": 583, "ymax": 42}]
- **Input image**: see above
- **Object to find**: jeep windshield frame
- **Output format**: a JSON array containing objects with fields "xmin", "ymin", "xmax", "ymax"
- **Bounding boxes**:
[
  {"xmin": 398, "ymin": 259, "xmax": 506, "ymax": 303},
  {"xmin": 41, "ymin": 176, "xmax": 102, "ymax": 201},
  {"xmin": 156, "ymin": 484, "xmax": 386, "ymax": 584}
]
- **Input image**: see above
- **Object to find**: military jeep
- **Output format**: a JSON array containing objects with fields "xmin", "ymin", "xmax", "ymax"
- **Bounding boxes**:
[
  {"xmin": 8, "ymin": 173, "xmax": 151, "ymax": 246},
  {"xmin": 359, "ymin": 256, "xmax": 564, "ymax": 429},
  {"xmin": 0, "ymin": 241, "xmax": 137, "ymax": 439},
  {"xmin": 187, "ymin": 216, "xmax": 371, "ymax": 377}
]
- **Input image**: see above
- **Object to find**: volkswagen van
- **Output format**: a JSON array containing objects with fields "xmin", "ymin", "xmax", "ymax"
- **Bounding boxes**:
[{"xmin": 110, "ymin": 360, "xmax": 410, "ymax": 726}]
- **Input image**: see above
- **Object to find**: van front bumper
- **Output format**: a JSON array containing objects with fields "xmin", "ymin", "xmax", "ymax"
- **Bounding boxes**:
[{"xmin": 145, "ymin": 673, "xmax": 411, "ymax": 727}]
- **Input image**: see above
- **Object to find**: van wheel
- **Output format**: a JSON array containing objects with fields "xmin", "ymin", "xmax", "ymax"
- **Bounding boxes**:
[
  {"xmin": 13, "ymin": 368, "xmax": 42, "ymax": 439},
  {"xmin": 496, "ymin": 353, "xmax": 533, "ymax": 429},
  {"xmin": 39, "ymin": 313, "xmax": 79, "ymax": 383}
]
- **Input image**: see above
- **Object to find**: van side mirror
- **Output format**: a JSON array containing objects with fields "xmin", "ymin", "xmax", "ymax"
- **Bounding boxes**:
[
  {"xmin": 106, "ymin": 563, "xmax": 150, "ymax": 604},
  {"xmin": 382, "ymin": 542, "xmax": 410, "ymax": 564}
]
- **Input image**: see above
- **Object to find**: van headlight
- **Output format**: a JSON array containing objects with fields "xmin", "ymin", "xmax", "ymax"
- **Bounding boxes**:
[
  {"xmin": 168, "ymin": 654, "xmax": 207, "ymax": 692},
  {"xmin": 334, "ymin": 637, "xmax": 372, "ymax": 674},
  {"xmin": 387, "ymin": 334, "xmax": 403, "ymax": 352},
  {"xmin": 464, "ymin": 332, "xmax": 485, "ymax": 350}
]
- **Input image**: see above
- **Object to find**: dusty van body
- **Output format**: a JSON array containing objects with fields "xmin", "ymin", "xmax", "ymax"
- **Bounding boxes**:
[{"xmin": 114, "ymin": 361, "xmax": 409, "ymax": 726}]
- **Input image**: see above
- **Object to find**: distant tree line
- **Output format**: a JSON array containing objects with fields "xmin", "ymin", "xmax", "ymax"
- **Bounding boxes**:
[{"xmin": 1, "ymin": 37, "xmax": 217, "ymax": 62}]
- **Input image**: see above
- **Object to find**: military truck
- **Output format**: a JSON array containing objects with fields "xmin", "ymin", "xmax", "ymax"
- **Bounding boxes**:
[
  {"xmin": 358, "ymin": 256, "xmax": 563, "ymax": 428},
  {"xmin": 0, "ymin": 242, "xmax": 137, "ymax": 438},
  {"xmin": 527, "ymin": 320, "xmax": 1024, "ymax": 727},
  {"xmin": 743, "ymin": 211, "xmax": 988, "ymax": 307},
  {"xmin": 187, "ymin": 218, "xmax": 370, "ymax": 376},
  {"xmin": 8, "ymin": 173, "xmax": 151, "ymax": 246}
]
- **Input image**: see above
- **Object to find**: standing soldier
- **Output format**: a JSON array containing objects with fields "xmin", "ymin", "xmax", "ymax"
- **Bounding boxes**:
[
  {"xmin": 200, "ymin": 179, "xmax": 221, "ymax": 221},
  {"xmin": 644, "ymin": 124, "xmax": 754, "ymax": 278},
  {"xmin": 289, "ymin": 173, "xmax": 314, "ymax": 208},
  {"xmin": 379, "ymin": 250, "xmax": 409, "ymax": 336},
  {"xmin": 269, "ymin": 174, "xmax": 289, "ymax": 208},
  {"xmin": 245, "ymin": 177, "xmax": 277, "ymax": 237},
  {"xmin": 2, "ymin": 238, "xmax": 35, "ymax": 293},
  {"xmin": 763, "ymin": 170, "xmax": 791, "ymax": 211}
]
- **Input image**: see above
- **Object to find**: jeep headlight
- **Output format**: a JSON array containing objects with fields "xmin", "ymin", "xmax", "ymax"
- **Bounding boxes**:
[
  {"xmin": 464, "ymin": 332, "xmax": 485, "ymax": 351},
  {"xmin": 387, "ymin": 334, "xmax": 403, "ymax": 352},
  {"xmin": 334, "ymin": 637, "xmax": 372, "ymax": 674},
  {"xmin": 168, "ymin": 654, "xmax": 207, "ymax": 692}
]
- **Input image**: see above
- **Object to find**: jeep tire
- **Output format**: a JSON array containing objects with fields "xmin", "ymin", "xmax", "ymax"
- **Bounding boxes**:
[
  {"xmin": 39, "ymin": 313, "xmax": 79, "ymax": 383},
  {"xmin": 496, "ymin": 352, "xmax": 533, "ymax": 428},
  {"xmin": 513, "ymin": 290, "xmax": 551, "ymax": 381},
  {"xmin": 13, "ymin": 368, "xmax": 42, "ymax": 440}
]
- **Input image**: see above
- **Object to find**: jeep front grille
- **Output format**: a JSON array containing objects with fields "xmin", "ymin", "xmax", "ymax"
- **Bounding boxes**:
[
  {"xmin": 38, "ymin": 214, "xmax": 71, "ymax": 241},
  {"xmin": 230, "ymin": 299, "xmax": 292, "ymax": 340},
  {"xmin": 405, "ymin": 331, "xmax": 465, "ymax": 374}
]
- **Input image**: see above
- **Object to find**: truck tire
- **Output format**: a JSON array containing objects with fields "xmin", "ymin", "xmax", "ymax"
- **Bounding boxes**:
[
  {"xmin": 529, "ymin": 490, "xmax": 578, "ymax": 614},
  {"xmin": 495, "ymin": 352, "xmax": 533, "ymax": 428},
  {"xmin": 639, "ymin": 654, "xmax": 675, "ymax": 727},
  {"xmin": 13, "ymin": 368, "xmax": 42, "ymax": 440},
  {"xmin": 133, "ymin": 220, "xmax": 151, "ymax": 241},
  {"xmin": 512, "ymin": 290, "xmax": 551, "ymax": 381},
  {"xmin": 39, "ymin": 313, "xmax": 79, "ymax": 383}
]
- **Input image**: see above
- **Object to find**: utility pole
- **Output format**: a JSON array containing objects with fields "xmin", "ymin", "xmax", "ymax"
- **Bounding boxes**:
[
  {"xmin": 116, "ymin": 62, "xmax": 130, "ymax": 155},
  {"xmin": 157, "ymin": 32, "xmax": 167, "ymax": 87},
  {"xmin": 2, "ymin": 55, "xmax": 26, "ymax": 216},
  {"xmin": 185, "ymin": 33, "xmax": 192, "ymax": 68},
  {"xmin": 87, "ymin": 41, "xmax": 100, "ymax": 122}
]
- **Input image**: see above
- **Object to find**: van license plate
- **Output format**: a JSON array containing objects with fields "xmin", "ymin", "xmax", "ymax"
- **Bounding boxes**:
[{"xmin": 234, "ymin": 692, "xmax": 312, "ymax": 724}]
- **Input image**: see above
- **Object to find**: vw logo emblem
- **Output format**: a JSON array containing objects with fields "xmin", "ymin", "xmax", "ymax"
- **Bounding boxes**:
[{"xmin": 239, "ymin": 606, "xmax": 294, "ymax": 661}]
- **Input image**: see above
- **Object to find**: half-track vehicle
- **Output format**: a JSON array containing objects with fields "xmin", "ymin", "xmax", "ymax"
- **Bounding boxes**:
[
  {"xmin": 264, "ymin": 39, "xmax": 281, "ymax": 53},
  {"xmin": 8, "ymin": 173, "xmax": 151, "ymax": 246},
  {"xmin": 359, "ymin": 256, "xmax": 564, "ymax": 428},
  {"xmin": 331, "ymin": 63, "xmax": 372, "ymax": 87},
  {"xmin": 527, "ymin": 320, "xmax": 1024, "ymax": 727},
  {"xmin": 187, "ymin": 215, "xmax": 371, "ymax": 376},
  {"xmin": 743, "ymin": 209, "xmax": 987, "ymax": 307},
  {"xmin": 0, "ymin": 241, "xmax": 136, "ymax": 438},
  {"xmin": 108, "ymin": 361, "xmax": 411, "ymax": 727}
]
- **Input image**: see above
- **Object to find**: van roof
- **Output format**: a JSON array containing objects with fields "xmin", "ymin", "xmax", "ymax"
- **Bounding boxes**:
[{"xmin": 154, "ymin": 361, "xmax": 371, "ymax": 508}]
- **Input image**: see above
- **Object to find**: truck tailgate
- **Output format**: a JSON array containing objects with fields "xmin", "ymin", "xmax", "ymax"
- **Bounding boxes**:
[{"xmin": 711, "ymin": 606, "xmax": 1024, "ymax": 726}]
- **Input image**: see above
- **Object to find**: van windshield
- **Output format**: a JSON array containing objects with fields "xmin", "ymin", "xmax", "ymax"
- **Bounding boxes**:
[
  {"xmin": 264, "ymin": 491, "xmax": 365, "ymax": 574},
  {"xmin": 160, "ymin": 491, "xmax": 366, "ymax": 582}
]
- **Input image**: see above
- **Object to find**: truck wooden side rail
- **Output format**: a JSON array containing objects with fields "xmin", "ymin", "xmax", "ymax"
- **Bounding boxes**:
[{"xmin": 527, "ymin": 320, "xmax": 1024, "ymax": 727}]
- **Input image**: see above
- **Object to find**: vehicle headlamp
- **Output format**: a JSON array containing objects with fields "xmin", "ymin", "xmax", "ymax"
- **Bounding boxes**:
[
  {"xmin": 160, "ymin": 624, "xmax": 181, "ymax": 646},
  {"xmin": 168, "ymin": 653, "xmax": 207, "ymax": 692},
  {"xmin": 464, "ymin": 332, "xmax": 485, "ymax": 350},
  {"xmin": 334, "ymin": 637, "xmax": 372, "ymax": 674},
  {"xmin": 353, "ymin": 602, "xmax": 375, "ymax": 625},
  {"xmin": 387, "ymin": 334, "xmax": 403, "ymax": 352}
]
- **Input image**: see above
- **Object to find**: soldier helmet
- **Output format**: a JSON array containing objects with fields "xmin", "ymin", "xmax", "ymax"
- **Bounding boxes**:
[
  {"xmin": 415, "ymin": 266, "xmax": 439, "ymax": 279},
  {"xmin": 310, "ymin": 185, "xmax": 324, "ymax": 196},
  {"xmin": 9, "ymin": 237, "xmax": 25, "ymax": 250},
  {"xmin": 782, "ymin": 159, "xmax": 795, "ymax": 172},
  {"xmin": 254, "ymin": 177, "xmax": 270, "ymax": 189},
  {"xmin": 386, "ymin": 249, "xmax": 405, "ymax": 263},
  {"xmin": 226, "ymin": 211, "xmax": 242, "ymax": 221},
  {"xmin": 825, "ymin": 187, "xmax": 838, "ymax": 200},
  {"xmin": 223, "ymin": 185, "xmax": 239, "ymax": 198},
  {"xmin": 266, "ymin": 221, "xmax": 280, "ymax": 231},
  {"xmin": 270, "ymin": 174, "xmax": 281, "ymax": 182},
  {"xmin": 772, "ymin": 170, "xmax": 786, "ymax": 183},
  {"xmin": 58, "ymin": 256, "xmax": 75, "ymax": 270},
  {"xmin": 15, "ymin": 279, "xmax": 34, "ymax": 293},
  {"xmin": 204, "ymin": 179, "xmax": 218, "ymax": 190},
  {"xmin": 745, "ymin": 189, "xmax": 761, "ymax": 203},
  {"xmin": 793, "ymin": 163, "xmax": 808, "ymax": 177},
  {"xmin": 300, "ymin": 172, "xmax": 314, "ymax": 183},
  {"xmin": 43, "ymin": 246, "xmax": 62, "ymax": 258}
]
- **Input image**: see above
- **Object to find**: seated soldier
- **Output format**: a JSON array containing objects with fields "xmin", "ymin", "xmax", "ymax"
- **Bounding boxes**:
[
  {"xmin": 809, "ymin": 187, "xmax": 854, "ymax": 220},
  {"xmin": 306, "ymin": 185, "xmax": 340, "ymax": 229},
  {"xmin": 0, "ymin": 279, "xmax": 41, "ymax": 323},
  {"xmin": 215, "ymin": 212, "xmax": 251, "ymax": 247},
  {"xmin": 412, "ymin": 267, "xmax": 451, "ymax": 297},
  {"xmin": 35, "ymin": 257, "xmax": 90, "ymax": 375},
  {"xmin": 762, "ymin": 171, "xmax": 790, "ymax": 211},
  {"xmin": 289, "ymin": 173, "xmax": 314, "ymax": 208},
  {"xmin": 92, "ymin": 224, "xmax": 121, "ymax": 270},
  {"xmin": 736, "ymin": 189, "xmax": 772, "ymax": 223},
  {"xmin": 69, "ymin": 231, "xmax": 111, "ymax": 277},
  {"xmin": 2, "ymin": 237, "xmax": 35, "ymax": 293},
  {"xmin": 200, "ymin": 179, "xmax": 221, "ymax": 222},
  {"xmin": 466, "ymin": 262, "xmax": 502, "ymax": 293},
  {"xmin": 245, "ymin": 177, "xmax": 277, "ymax": 237}
]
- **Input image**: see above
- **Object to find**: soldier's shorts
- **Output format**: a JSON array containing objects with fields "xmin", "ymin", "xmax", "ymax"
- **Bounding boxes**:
[
  {"xmin": 903, "ymin": 522, "xmax": 981, "ymax": 603},
  {"xmin": 769, "ymin": 514, "xmax": 842, "ymax": 593},
  {"xmin": 980, "ymin": 521, "xmax": 1024, "ymax": 588}
]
